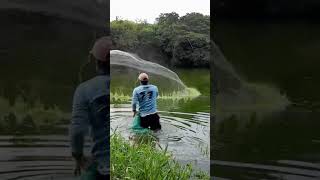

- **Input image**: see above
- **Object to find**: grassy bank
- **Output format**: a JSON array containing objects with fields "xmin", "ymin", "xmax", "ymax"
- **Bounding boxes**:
[{"xmin": 111, "ymin": 133, "xmax": 209, "ymax": 180}]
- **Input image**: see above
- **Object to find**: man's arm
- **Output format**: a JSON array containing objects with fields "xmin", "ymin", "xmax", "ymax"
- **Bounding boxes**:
[
  {"xmin": 132, "ymin": 89, "xmax": 138, "ymax": 117},
  {"xmin": 70, "ymin": 86, "xmax": 89, "ymax": 164}
]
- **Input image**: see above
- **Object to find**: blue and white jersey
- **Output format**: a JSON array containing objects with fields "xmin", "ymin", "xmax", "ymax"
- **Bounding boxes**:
[{"xmin": 132, "ymin": 84, "xmax": 159, "ymax": 117}]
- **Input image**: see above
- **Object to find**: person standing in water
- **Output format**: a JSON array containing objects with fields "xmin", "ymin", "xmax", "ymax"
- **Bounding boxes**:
[
  {"xmin": 132, "ymin": 73, "xmax": 161, "ymax": 131},
  {"xmin": 70, "ymin": 36, "xmax": 110, "ymax": 180}
]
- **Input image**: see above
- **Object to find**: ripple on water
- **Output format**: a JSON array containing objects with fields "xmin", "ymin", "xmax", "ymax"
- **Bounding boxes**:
[
  {"xmin": 0, "ymin": 136, "xmax": 92, "ymax": 180},
  {"xmin": 110, "ymin": 105, "xmax": 210, "ymax": 173}
]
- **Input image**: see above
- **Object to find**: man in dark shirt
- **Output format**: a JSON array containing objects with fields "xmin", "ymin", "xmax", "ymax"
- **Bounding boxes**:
[{"xmin": 70, "ymin": 36, "xmax": 110, "ymax": 179}]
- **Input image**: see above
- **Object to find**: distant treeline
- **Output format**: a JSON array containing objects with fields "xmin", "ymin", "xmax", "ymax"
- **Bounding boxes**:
[{"xmin": 110, "ymin": 12, "xmax": 210, "ymax": 68}]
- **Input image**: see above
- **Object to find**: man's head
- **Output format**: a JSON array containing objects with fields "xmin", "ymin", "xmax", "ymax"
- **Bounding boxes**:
[
  {"xmin": 138, "ymin": 73, "xmax": 149, "ymax": 85},
  {"xmin": 90, "ymin": 36, "xmax": 112, "ymax": 73}
]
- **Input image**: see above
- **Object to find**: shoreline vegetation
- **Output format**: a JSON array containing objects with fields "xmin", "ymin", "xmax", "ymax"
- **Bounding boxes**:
[
  {"xmin": 0, "ymin": 96, "xmax": 69, "ymax": 135},
  {"xmin": 111, "ymin": 87, "xmax": 201, "ymax": 103},
  {"xmin": 111, "ymin": 133, "xmax": 209, "ymax": 179},
  {"xmin": 111, "ymin": 12, "xmax": 210, "ymax": 68}
]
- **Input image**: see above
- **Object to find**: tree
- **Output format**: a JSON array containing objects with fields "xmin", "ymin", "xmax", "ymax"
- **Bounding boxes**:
[
  {"xmin": 172, "ymin": 32, "xmax": 210, "ymax": 67},
  {"xmin": 156, "ymin": 12, "xmax": 179, "ymax": 26},
  {"xmin": 110, "ymin": 12, "xmax": 210, "ymax": 68},
  {"xmin": 179, "ymin": 13, "xmax": 210, "ymax": 34}
]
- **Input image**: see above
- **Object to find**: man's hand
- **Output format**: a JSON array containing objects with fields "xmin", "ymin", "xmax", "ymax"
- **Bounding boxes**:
[
  {"xmin": 133, "ymin": 110, "xmax": 137, "ymax": 117},
  {"xmin": 74, "ymin": 156, "xmax": 87, "ymax": 176},
  {"xmin": 72, "ymin": 153, "xmax": 89, "ymax": 176}
]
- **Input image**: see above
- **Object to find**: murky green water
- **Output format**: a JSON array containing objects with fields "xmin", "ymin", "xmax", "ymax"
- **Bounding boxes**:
[{"xmin": 213, "ymin": 22, "xmax": 320, "ymax": 179}]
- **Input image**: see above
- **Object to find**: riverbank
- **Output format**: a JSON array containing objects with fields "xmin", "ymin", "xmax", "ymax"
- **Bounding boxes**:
[{"xmin": 110, "ymin": 133, "xmax": 209, "ymax": 179}]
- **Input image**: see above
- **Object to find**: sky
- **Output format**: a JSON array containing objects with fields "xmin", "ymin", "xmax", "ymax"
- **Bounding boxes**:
[{"xmin": 110, "ymin": 0, "xmax": 210, "ymax": 23}]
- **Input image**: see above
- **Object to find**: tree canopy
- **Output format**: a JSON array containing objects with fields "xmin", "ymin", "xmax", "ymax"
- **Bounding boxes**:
[{"xmin": 110, "ymin": 12, "xmax": 210, "ymax": 68}]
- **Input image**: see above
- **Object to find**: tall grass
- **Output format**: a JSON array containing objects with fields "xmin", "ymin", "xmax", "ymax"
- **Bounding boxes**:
[
  {"xmin": 111, "ymin": 133, "xmax": 209, "ymax": 180},
  {"xmin": 0, "ymin": 96, "xmax": 70, "ymax": 134}
]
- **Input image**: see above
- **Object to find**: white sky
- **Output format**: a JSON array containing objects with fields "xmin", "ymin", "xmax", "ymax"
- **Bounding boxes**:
[{"xmin": 110, "ymin": 0, "xmax": 210, "ymax": 23}]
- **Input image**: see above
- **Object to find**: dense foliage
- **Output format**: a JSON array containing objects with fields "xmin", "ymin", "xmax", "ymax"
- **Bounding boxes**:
[{"xmin": 111, "ymin": 12, "xmax": 210, "ymax": 67}]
